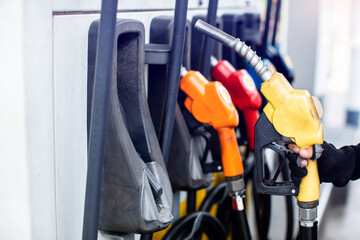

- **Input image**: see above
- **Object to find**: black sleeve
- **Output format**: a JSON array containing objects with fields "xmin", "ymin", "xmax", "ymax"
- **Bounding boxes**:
[
  {"xmin": 350, "ymin": 144, "xmax": 360, "ymax": 180},
  {"xmin": 317, "ymin": 143, "xmax": 358, "ymax": 187}
]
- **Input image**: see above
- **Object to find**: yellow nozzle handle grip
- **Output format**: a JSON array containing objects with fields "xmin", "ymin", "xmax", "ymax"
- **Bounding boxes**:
[{"xmin": 296, "ymin": 159, "xmax": 320, "ymax": 202}]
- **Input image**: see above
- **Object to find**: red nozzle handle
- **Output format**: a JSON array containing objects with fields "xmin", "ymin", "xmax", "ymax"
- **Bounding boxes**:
[{"xmin": 243, "ymin": 109, "xmax": 259, "ymax": 150}]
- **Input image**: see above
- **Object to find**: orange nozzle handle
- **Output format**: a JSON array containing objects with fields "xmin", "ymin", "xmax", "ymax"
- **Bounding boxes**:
[
  {"xmin": 180, "ymin": 70, "xmax": 238, "ymax": 129},
  {"xmin": 180, "ymin": 70, "xmax": 243, "ymax": 178},
  {"xmin": 218, "ymin": 127, "xmax": 244, "ymax": 177}
]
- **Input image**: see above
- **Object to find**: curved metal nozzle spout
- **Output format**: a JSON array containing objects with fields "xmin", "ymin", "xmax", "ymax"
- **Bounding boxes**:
[{"xmin": 194, "ymin": 19, "xmax": 273, "ymax": 82}]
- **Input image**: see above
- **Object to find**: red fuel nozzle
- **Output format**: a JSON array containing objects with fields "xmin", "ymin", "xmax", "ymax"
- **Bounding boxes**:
[{"xmin": 211, "ymin": 59, "xmax": 262, "ymax": 150}]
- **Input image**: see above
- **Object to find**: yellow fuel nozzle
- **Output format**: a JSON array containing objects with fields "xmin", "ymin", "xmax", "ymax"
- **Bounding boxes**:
[
  {"xmin": 195, "ymin": 19, "xmax": 324, "ymax": 203},
  {"xmin": 261, "ymin": 73, "xmax": 323, "ymax": 202}
]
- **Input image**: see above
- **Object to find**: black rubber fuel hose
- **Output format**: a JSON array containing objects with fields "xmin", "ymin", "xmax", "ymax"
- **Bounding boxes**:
[{"xmin": 162, "ymin": 212, "xmax": 227, "ymax": 240}]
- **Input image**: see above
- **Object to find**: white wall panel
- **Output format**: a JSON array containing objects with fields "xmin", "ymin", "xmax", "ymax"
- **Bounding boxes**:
[
  {"xmin": 23, "ymin": 0, "xmax": 58, "ymax": 239},
  {"xmin": 52, "ymin": 0, "xmax": 248, "ymax": 12},
  {"xmin": 0, "ymin": 1, "xmax": 32, "ymax": 239},
  {"xmin": 53, "ymin": 14, "xmax": 96, "ymax": 240},
  {"xmin": 53, "ymin": 0, "xmax": 195, "ymax": 12},
  {"xmin": 0, "ymin": 0, "xmax": 57, "ymax": 239}
]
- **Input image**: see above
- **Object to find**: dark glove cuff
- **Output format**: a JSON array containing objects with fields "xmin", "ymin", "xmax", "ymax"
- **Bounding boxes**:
[
  {"xmin": 318, "ymin": 143, "xmax": 356, "ymax": 187},
  {"xmin": 310, "ymin": 144, "xmax": 323, "ymax": 160},
  {"xmin": 350, "ymin": 144, "xmax": 360, "ymax": 181},
  {"xmin": 333, "ymin": 179, "xmax": 351, "ymax": 187}
]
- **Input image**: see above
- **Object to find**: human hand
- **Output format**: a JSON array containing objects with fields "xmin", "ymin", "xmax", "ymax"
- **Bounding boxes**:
[
  {"xmin": 285, "ymin": 144, "xmax": 311, "ymax": 187},
  {"xmin": 287, "ymin": 144, "xmax": 313, "ymax": 167},
  {"xmin": 286, "ymin": 142, "xmax": 356, "ymax": 187}
]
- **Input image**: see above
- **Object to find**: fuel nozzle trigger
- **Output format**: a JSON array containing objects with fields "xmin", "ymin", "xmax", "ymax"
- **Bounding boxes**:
[{"xmin": 254, "ymin": 112, "xmax": 299, "ymax": 196}]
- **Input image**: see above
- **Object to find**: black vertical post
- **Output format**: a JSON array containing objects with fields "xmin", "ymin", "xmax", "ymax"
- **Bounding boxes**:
[
  {"xmin": 260, "ymin": 0, "xmax": 272, "ymax": 55},
  {"xmin": 200, "ymin": 0, "xmax": 219, "ymax": 79},
  {"xmin": 160, "ymin": 0, "xmax": 189, "ymax": 164},
  {"xmin": 272, "ymin": 0, "xmax": 281, "ymax": 46},
  {"xmin": 82, "ymin": 0, "xmax": 118, "ymax": 239}
]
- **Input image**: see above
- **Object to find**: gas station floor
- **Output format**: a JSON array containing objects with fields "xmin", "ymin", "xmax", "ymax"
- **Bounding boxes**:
[
  {"xmin": 317, "ymin": 126, "xmax": 360, "ymax": 240},
  {"xmin": 320, "ymin": 180, "xmax": 360, "ymax": 240}
]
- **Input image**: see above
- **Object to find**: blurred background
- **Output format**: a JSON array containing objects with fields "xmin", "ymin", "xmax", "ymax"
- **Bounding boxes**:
[{"xmin": 1, "ymin": 0, "xmax": 360, "ymax": 239}]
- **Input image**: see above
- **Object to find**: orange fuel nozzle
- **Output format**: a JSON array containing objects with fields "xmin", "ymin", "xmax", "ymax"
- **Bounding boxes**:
[{"xmin": 179, "ymin": 69, "xmax": 244, "ymax": 177}]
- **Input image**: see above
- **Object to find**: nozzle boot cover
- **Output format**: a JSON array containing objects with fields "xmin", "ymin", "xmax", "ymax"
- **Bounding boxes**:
[
  {"xmin": 148, "ymin": 16, "xmax": 214, "ymax": 190},
  {"xmin": 88, "ymin": 19, "xmax": 173, "ymax": 233}
]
